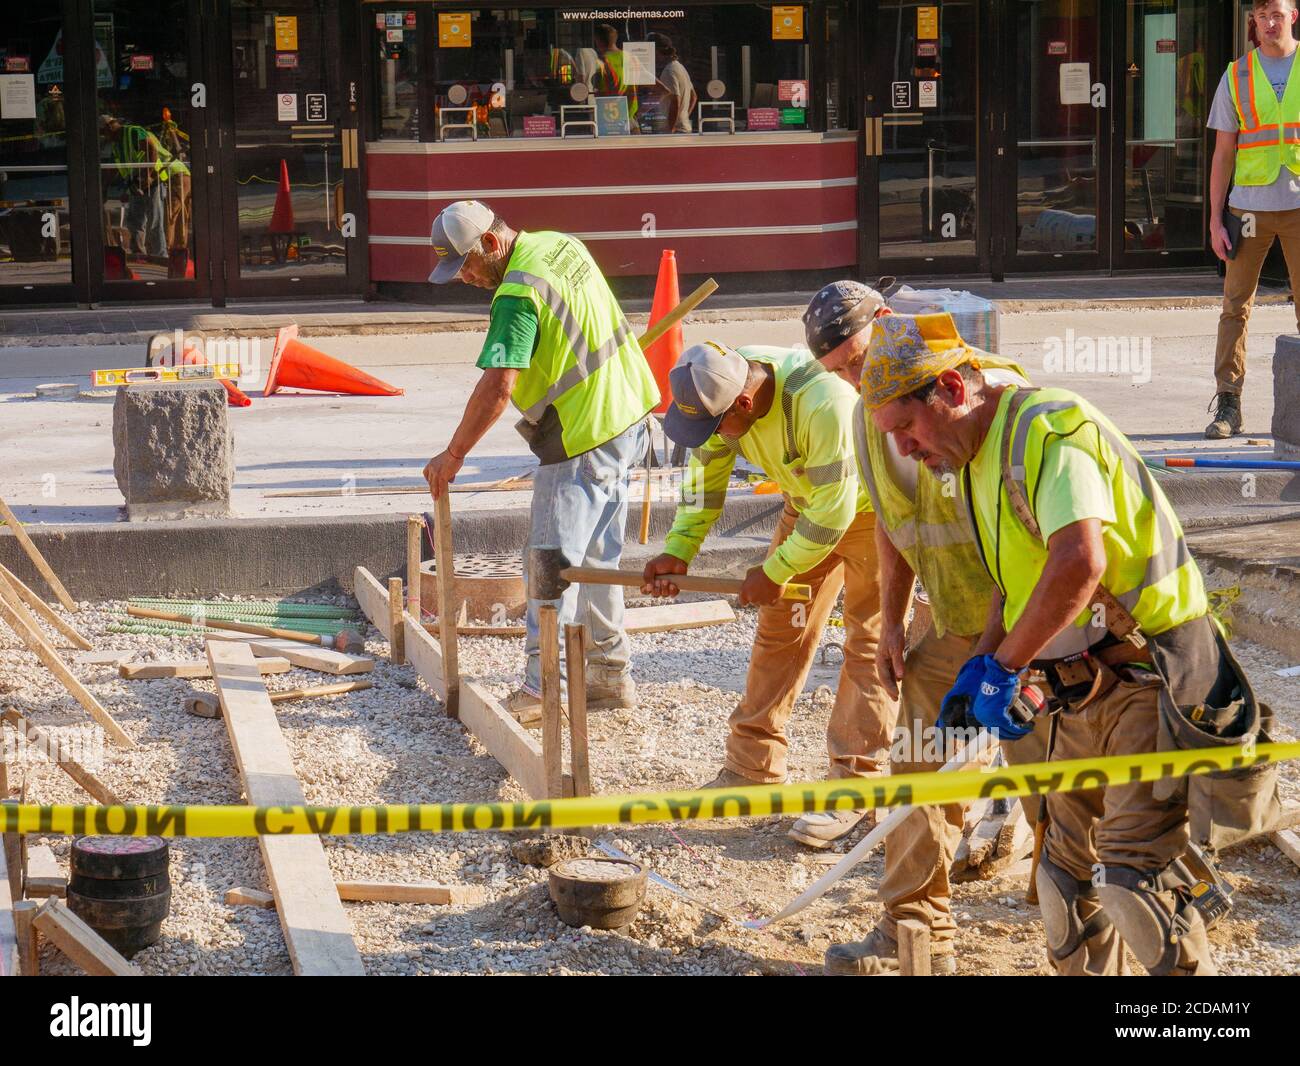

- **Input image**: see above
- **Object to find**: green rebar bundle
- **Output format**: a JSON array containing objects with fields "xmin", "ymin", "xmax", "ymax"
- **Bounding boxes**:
[
  {"xmin": 109, "ymin": 618, "xmax": 352, "ymax": 638},
  {"xmin": 128, "ymin": 598, "xmax": 357, "ymax": 620}
]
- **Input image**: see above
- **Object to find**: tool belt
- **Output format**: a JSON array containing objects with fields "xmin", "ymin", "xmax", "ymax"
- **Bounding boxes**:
[{"xmin": 514, "ymin": 405, "xmax": 569, "ymax": 466}]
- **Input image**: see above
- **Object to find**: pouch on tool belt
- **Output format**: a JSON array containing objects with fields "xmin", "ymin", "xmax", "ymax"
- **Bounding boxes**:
[
  {"xmin": 515, "ymin": 405, "xmax": 569, "ymax": 466},
  {"xmin": 1146, "ymin": 616, "xmax": 1283, "ymax": 853}
]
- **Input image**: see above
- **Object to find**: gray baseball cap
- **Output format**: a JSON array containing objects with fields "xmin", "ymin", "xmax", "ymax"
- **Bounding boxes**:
[
  {"xmin": 803, "ymin": 280, "xmax": 886, "ymax": 356},
  {"xmin": 428, "ymin": 200, "xmax": 495, "ymax": 284},
  {"xmin": 663, "ymin": 342, "xmax": 750, "ymax": 448}
]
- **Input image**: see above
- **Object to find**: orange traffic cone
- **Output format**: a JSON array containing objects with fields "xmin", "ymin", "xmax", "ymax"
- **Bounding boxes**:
[
  {"xmin": 644, "ymin": 250, "xmax": 682, "ymax": 415},
  {"xmin": 181, "ymin": 343, "xmax": 253, "ymax": 407},
  {"xmin": 263, "ymin": 325, "xmax": 404, "ymax": 397},
  {"xmin": 268, "ymin": 159, "xmax": 294, "ymax": 234}
]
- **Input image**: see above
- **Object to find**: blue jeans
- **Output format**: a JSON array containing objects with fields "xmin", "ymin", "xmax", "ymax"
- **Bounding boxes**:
[{"xmin": 521, "ymin": 419, "xmax": 648, "ymax": 695}]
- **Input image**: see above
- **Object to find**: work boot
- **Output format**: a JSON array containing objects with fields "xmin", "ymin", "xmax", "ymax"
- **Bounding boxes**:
[
  {"xmin": 788, "ymin": 808, "xmax": 871, "ymax": 849},
  {"xmin": 698, "ymin": 766, "xmax": 773, "ymax": 790},
  {"xmin": 505, "ymin": 687, "xmax": 545, "ymax": 727},
  {"xmin": 585, "ymin": 667, "xmax": 636, "ymax": 711},
  {"xmin": 824, "ymin": 926, "xmax": 957, "ymax": 976},
  {"xmin": 1204, "ymin": 392, "xmax": 1243, "ymax": 439}
]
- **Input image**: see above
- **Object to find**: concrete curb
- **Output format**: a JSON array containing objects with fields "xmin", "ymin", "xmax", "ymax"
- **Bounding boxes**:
[{"xmin": 4, "ymin": 469, "xmax": 1297, "ymax": 601}]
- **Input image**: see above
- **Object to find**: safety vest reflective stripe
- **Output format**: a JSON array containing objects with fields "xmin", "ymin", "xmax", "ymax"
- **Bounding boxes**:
[
  {"xmin": 804, "ymin": 458, "xmax": 852, "ymax": 486},
  {"xmin": 504, "ymin": 268, "xmax": 636, "ymax": 422},
  {"xmin": 794, "ymin": 514, "xmax": 847, "ymax": 545},
  {"xmin": 1231, "ymin": 54, "xmax": 1258, "ymax": 129},
  {"xmin": 781, "ymin": 361, "xmax": 826, "ymax": 463},
  {"xmin": 1004, "ymin": 395, "xmax": 1193, "ymax": 660}
]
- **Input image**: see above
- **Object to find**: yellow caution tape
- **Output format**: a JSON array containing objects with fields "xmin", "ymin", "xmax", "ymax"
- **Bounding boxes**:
[{"xmin": 2, "ymin": 741, "xmax": 1296, "ymax": 838}]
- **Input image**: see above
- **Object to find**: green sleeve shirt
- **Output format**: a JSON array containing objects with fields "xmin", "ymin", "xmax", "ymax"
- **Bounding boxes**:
[{"xmin": 476, "ymin": 296, "xmax": 539, "ymax": 370}]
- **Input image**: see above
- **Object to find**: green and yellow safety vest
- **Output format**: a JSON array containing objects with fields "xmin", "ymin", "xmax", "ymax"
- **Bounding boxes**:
[
  {"xmin": 1227, "ymin": 47, "xmax": 1300, "ymax": 185},
  {"xmin": 494, "ymin": 230, "xmax": 659, "ymax": 458},
  {"xmin": 854, "ymin": 353, "xmax": 1028, "ymax": 639},
  {"xmin": 966, "ymin": 386, "xmax": 1207, "ymax": 660},
  {"xmin": 665, "ymin": 346, "xmax": 870, "ymax": 585}
]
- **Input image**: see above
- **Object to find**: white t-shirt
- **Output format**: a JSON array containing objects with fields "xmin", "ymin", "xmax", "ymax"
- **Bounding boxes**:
[{"xmin": 660, "ymin": 59, "xmax": 695, "ymax": 132}]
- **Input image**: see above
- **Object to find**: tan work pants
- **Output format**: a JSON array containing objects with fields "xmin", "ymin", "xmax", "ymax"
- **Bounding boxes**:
[
  {"xmin": 724, "ymin": 506, "xmax": 896, "ymax": 783},
  {"xmin": 1043, "ymin": 674, "xmax": 1211, "ymax": 976},
  {"xmin": 1215, "ymin": 205, "xmax": 1300, "ymax": 394},
  {"xmin": 877, "ymin": 627, "xmax": 1047, "ymax": 949}
]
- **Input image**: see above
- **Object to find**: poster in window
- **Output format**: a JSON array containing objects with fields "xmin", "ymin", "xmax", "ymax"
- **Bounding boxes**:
[
  {"xmin": 277, "ymin": 92, "xmax": 298, "ymax": 122},
  {"xmin": 891, "ymin": 81, "xmax": 912, "ymax": 108},
  {"xmin": 439, "ymin": 13, "xmax": 472, "ymax": 48},
  {"xmin": 917, "ymin": 6, "xmax": 939, "ymax": 39},
  {"xmin": 1059, "ymin": 62, "xmax": 1091, "ymax": 105},
  {"xmin": 772, "ymin": 6, "xmax": 804, "ymax": 40},
  {"xmin": 748, "ymin": 107, "xmax": 780, "ymax": 130},
  {"xmin": 4, "ymin": 57, "xmax": 30, "ymax": 73},
  {"xmin": 274, "ymin": 16, "xmax": 298, "ymax": 52},
  {"xmin": 623, "ymin": 41, "xmax": 655, "ymax": 86},
  {"xmin": 595, "ymin": 95, "xmax": 630, "ymax": 136},
  {"xmin": 276, "ymin": 52, "xmax": 298, "ymax": 69},
  {"xmin": 778, "ymin": 79, "xmax": 808, "ymax": 103},
  {"xmin": 918, "ymin": 80, "xmax": 937, "ymax": 108},
  {"xmin": 0, "ymin": 74, "xmax": 37, "ymax": 120}
]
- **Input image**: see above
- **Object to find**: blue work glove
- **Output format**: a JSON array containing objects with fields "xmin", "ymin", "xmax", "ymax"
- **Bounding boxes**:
[
  {"xmin": 969, "ymin": 654, "xmax": 1032, "ymax": 739},
  {"xmin": 938, "ymin": 656, "xmax": 987, "ymax": 731}
]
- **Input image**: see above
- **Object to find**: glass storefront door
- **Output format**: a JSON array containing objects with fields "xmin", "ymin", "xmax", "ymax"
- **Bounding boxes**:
[
  {"xmin": 1, "ymin": 8, "xmax": 78, "ymax": 298},
  {"xmin": 220, "ymin": 0, "xmax": 358, "ymax": 296},
  {"xmin": 867, "ymin": 0, "xmax": 983, "ymax": 270}
]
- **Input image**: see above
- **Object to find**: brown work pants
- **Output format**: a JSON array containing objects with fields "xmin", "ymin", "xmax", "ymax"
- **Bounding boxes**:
[
  {"xmin": 1215, "ymin": 205, "xmax": 1300, "ymax": 394},
  {"xmin": 724, "ymin": 506, "xmax": 896, "ymax": 783},
  {"xmin": 1043, "ymin": 673, "xmax": 1212, "ymax": 976},
  {"xmin": 877, "ymin": 627, "xmax": 1047, "ymax": 950}
]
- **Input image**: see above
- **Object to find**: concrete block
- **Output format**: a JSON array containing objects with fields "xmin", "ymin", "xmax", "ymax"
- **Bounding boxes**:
[
  {"xmin": 1273, "ymin": 334, "xmax": 1300, "ymax": 458},
  {"xmin": 112, "ymin": 381, "xmax": 233, "ymax": 520}
]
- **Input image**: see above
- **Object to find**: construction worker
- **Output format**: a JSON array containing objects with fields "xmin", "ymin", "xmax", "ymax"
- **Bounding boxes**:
[
  {"xmin": 857, "ymin": 312, "xmax": 1279, "ymax": 976},
  {"xmin": 642, "ymin": 331, "xmax": 897, "ymax": 848},
  {"xmin": 803, "ymin": 300, "xmax": 1046, "ymax": 975},
  {"xmin": 423, "ymin": 201, "xmax": 659, "ymax": 719},
  {"xmin": 590, "ymin": 23, "xmax": 638, "ymax": 128}
]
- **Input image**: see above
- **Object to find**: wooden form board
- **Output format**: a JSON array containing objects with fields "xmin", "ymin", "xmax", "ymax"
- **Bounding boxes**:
[
  {"xmin": 403, "ymin": 610, "xmax": 446, "ymax": 702},
  {"xmin": 24, "ymin": 843, "xmax": 65, "ymax": 898},
  {"xmin": 460, "ymin": 681, "xmax": 547, "ymax": 799},
  {"xmin": 205, "ymin": 640, "xmax": 364, "ymax": 976},
  {"xmin": 353, "ymin": 566, "xmax": 392, "ymax": 641},
  {"xmin": 228, "ymin": 882, "xmax": 482, "ymax": 907},
  {"xmin": 31, "ymin": 899, "xmax": 139, "ymax": 976},
  {"xmin": 205, "ymin": 634, "xmax": 373, "ymax": 675},
  {"xmin": 120, "ymin": 657, "xmax": 291, "ymax": 680}
]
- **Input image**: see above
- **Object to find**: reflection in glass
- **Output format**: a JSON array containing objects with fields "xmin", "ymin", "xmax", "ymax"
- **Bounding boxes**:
[
  {"xmin": 1015, "ymin": 0, "xmax": 1100, "ymax": 255},
  {"xmin": 0, "ymin": 13, "xmax": 73, "ymax": 287}
]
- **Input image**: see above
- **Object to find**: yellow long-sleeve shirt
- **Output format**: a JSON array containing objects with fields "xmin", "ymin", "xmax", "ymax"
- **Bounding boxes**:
[{"xmin": 664, "ymin": 346, "xmax": 872, "ymax": 584}]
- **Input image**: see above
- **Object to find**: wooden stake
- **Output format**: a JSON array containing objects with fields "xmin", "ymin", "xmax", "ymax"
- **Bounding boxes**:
[
  {"xmin": 13, "ymin": 900, "xmax": 38, "ymax": 975},
  {"xmin": 0, "ymin": 495, "xmax": 76, "ymax": 612},
  {"xmin": 406, "ymin": 514, "xmax": 423, "ymax": 617},
  {"xmin": 0, "ymin": 593, "xmax": 135, "ymax": 749},
  {"xmin": 564, "ymin": 623, "xmax": 591, "ymax": 798},
  {"xmin": 432, "ymin": 495, "xmax": 460, "ymax": 717},
  {"xmin": 388, "ymin": 577, "xmax": 405, "ymax": 664},
  {"xmin": 0, "ymin": 710, "xmax": 122, "ymax": 805},
  {"xmin": 0, "ymin": 820, "xmax": 17, "ymax": 978},
  {"xmin": 897, "ymin": 919, "xmax": 931, "ymax": 976},
  {"xmin": 540, "ymin": 606, "xmax": 563, "ymax": 798},
  {"xmin": 0, "ymin": 564, "xmax": 89, "ymax": 650}
]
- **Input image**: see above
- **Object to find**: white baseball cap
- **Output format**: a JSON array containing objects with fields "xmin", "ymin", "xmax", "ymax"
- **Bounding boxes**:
[
  {"xmin": 663, "ymin": 342, "xmax": 750, "ymax": 447},
  {"xmin": 429, "ymin": 200, "xmax": 495, "ymax": 284}
]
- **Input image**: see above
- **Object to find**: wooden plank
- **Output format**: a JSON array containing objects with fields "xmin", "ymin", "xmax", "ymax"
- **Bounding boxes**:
[
  {"xmin": 432, "ymin": 495, "xmax": 460, "ymax": 717},
  {"xmin": 388, "ymin": 578, "xmax": 405, "ymax": 664},
  {"xmin": 225, "ymin": 887, "xmax": 275, "ymax": 908},
  {"xmin": 119, "ymin": 657, "xmax": 291, "ymax": 680},
  {"xmin": 421, "ymin": 599, "xmax": 736, "ymax": 640},
  {"xmin": 206, "ymin": 640, "xmax": 364, "ymax": 976},
  {"xmin": 335, "ymin": 881, "xmax": 483, "ymax": 905},
  {"xmin": 897, "ymin": 919, "xmax": 931, "ymax": 976},
  {"xmin": 564, "ymin": 623, "xmax": 591, "ymax": 798},
  {"xmin": 0, "ymin": 592, "xmax": 135, "ymax": 749},
  {"xmin": 23, "ymin": 844, "xmax": 65, "ymax": 899},
  {"xmin": 540, "ymin": 606, "xmax": 563, "ymax": 798},
  {"xmin": 0, "ymin": 817, "xmax": 17, "ymax": 977},
  {"xmin": 31, "ymin": 899, "xmax": 139, "ymax": 976},
  {"xmin": 1272, "ymin": 828, "xmax": 1300, "ymax": 869},
  {"xmin": 406, "ymin": 514, "xmax": 423, "ymax": 617},
  {"xmin": 204, "ymin": 634, "xmax": 373, "ymax": 675},
  {"xmin": 0, "ymin": 710, "xmax": 121, "ymax": 805},
  {"xmin": 13, "ymin": 901, "xmax": 37, "ymax": 975},
  {"xmin": 403, "ymin": 611, "xmax": 445, "ymax": 701},
  {"xmin": 0, "ymin": 494, "xmax": 76, "ymax": 612},
  {"xmin": 0, "ymin": 564, "xmax": 89, "ymax": 649},
  {"xmin": 460, "ymin": 680, "xmax": 547, "ymax": 799},
  {"xmin": 74, "ymin": 650, "xmax": 134, "ymax": 667},
  {"xmin": 352, "ymin": 566, "xmax": 392, "ymax": 640},
  {"xmin": 623, "ymin": 599, "xmax": 736, "ymax": 634}
]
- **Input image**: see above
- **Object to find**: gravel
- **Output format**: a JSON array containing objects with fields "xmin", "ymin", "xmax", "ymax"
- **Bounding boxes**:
[{"xmin": 2, "ymin": 592, "xmax": 1297, "ymax": 976}]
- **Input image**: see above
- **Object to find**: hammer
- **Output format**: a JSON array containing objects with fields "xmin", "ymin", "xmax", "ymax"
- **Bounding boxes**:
[
  {"xmin": 529, "ymin": 551, "xmax": 811, "ymax": 602},
  {"xmin": 126, "ymin": 606, "xmax": 366, "ymax": 654},
  {"xmin": 186, "ymin": 679, "xmax": 373, "ymax": 718}
]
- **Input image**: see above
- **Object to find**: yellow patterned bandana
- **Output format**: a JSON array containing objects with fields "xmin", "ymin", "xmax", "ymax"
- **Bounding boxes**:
[{"xmin": 860, "ymin": 312, "xmax": 976, "ymax": 409}]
